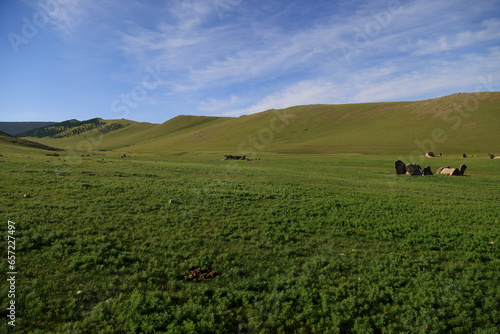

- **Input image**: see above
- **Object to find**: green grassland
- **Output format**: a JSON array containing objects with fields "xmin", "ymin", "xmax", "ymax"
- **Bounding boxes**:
[
  {"xmin": 0, "ymin": 148, "xmax": 499, "ymax": 333},
  {"xmin": 1, "ymin": 92, "xmax": 499, "ymax": 332}
]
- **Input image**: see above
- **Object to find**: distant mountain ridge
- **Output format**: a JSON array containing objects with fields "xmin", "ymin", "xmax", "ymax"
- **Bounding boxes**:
[
  {"xmin": 16, "ymin": 92, "xmax": 500, "ymax": 155},
  {"xmin": 0, "ymin": 121, "xmax": 57, "ymax": 136}
]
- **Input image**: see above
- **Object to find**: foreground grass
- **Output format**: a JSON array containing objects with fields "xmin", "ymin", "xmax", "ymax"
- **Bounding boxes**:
[{"xmin": 0, "ymin": 151, "xmax": 499, "ymax": 333}]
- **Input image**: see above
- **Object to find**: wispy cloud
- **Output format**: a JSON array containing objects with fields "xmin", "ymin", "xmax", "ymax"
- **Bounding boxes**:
[
  {"xmin": 198, "ymin": 95, "xmax": 241, "ymax": 113},
  {"xmin": 413, "ymin": 19, "xmax": 500, "ymax": 55},
  {"xmin": 222, "ymin": 80, "xmax": 339, "ymax": 117},
  {"xmin": 37, "ymin": 0, "xmax": 97, "ymax": 35}
]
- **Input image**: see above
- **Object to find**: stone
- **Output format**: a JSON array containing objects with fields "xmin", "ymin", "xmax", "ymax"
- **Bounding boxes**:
[
  {"xmin": 394, "ymin": 160, "xmax": 406, "ymax": 174},
  {"xmin": 422, "ymin": 166, "xmax": 433, "ymax": 175},
  {"xmin": 406, "ymin": 163, "xmax": 423, "ymax": 176},
  {"xmin": 457, "ymin": 164, "xmax": 467, "ymax": 175},
  {"xmin": 438, "ymin": 167, "xmax": 457, "ymax": 175},
  {"xmin": 437, "ymin": 164, "xmax": 467, "ymax": 175},
  {"xmin": 436, "ymin": 166, "xmax": 449, "ymax": 174}
]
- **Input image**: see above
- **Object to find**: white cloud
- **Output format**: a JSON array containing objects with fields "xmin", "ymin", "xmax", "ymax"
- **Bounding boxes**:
[
  {"xmin": 223, "ymin": 80, "xmax": 340, "ymax": 117},
  {"xmin": 414, "ymin": 19, "xmax": 500, "ymax": 55},
  {"xmin": 184, "ymin": 24, "xmax": 345, "ymax": 90},
  {"xmin": 198, "ymin": 95, "xmax": 241, "ymax": 113}
]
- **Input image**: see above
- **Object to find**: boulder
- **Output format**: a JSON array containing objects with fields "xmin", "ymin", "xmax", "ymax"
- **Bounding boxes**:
[
  {"xmin": 394, "ymin": 160, "xmax": 406, "ymax": 174},
  {"xmin": 436, "ymin": 166, "xmax": 449, "ymax": 174},
  {"xmin": 426, "ymin": 152, "xmax": 435, "ymax": 158},
  {"xmin": 437, "ymin": 164, "xmax": 467, "ymax": 175},
  {"xmin": 457, "ymin": 164, "xmax": 467, "ymax": 175},
  {"xmin": 422, "ymin": 166, "xmax": 433, "ymax": 175},
  {"xmin": 406, "ymin": 163, "xmax": 423, "ymax": 176},
  {"xmin": 438, "ymin": 167, "xmax": 457, "ymax": 175}
]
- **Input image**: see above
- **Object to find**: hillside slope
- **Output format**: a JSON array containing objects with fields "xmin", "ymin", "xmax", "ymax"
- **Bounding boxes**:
[
  {"xmin": 22, "ymin": 116, "xmax": 232, "ymax": 153},
  {"xmin": 0, "ymin": 131, "xmax": 63, "ymax": 151},
  {"xmin": 21, "ymin": 92, "xmax": 500, "ymax": 155}
]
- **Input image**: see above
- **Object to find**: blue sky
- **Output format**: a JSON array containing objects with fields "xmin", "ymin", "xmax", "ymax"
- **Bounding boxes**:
[{"xmin": 1, "ymin": 0, "xmax": 499, "ymax": 123}]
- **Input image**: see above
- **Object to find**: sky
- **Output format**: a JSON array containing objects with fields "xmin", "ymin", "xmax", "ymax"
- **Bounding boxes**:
[{"xmin": 1, "ymin": 0, "xmax": 499, "ymax": 123}]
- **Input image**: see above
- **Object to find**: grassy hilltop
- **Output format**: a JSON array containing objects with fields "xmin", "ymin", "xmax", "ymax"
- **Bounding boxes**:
[{"xmin": 19, "ymin": 92, "xmax": 500, "ymax": 156}]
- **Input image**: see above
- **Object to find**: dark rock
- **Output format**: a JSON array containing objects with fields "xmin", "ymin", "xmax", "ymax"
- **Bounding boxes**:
[
  {"xmin": 394, "ymin": 160, "xmax": 406, "ymax": 174},
  {"xmin": 406, "ymin": 163, "xmax": 423, "ymax": 175},
  {"xmin": 422, "ymin": 166, "xmax": 433, "ymax": 175}
]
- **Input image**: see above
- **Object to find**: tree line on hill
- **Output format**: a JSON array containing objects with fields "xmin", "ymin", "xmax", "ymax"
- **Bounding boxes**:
[{"xmin": 17, "ymin": 118, "xmax": 127, "ymax": 138}]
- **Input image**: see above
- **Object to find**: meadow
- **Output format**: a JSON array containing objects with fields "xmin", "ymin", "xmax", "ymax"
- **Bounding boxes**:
[{"xmin": 0, "ymin": 150, "xmax": 499, "ymax": 333}]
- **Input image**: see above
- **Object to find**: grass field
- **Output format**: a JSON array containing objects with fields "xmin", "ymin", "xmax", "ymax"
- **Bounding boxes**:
[{"xmin": 1, "ymin": 149, "xmax": 499, "ymax": 333}]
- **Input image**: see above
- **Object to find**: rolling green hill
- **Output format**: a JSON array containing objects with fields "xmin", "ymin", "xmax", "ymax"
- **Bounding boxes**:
[
  {"xmin": 20, "ymin": 92, "xmax": 500, "ymax": 156},
  {"xmin": 0, "ymin": 130, "xmax": 63, "ymax": 152}
]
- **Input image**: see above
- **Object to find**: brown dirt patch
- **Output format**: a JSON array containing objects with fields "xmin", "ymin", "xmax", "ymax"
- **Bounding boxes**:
[{"xmin": 183, "ymin": 266, "xmax": 219, "ymax": 282}]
